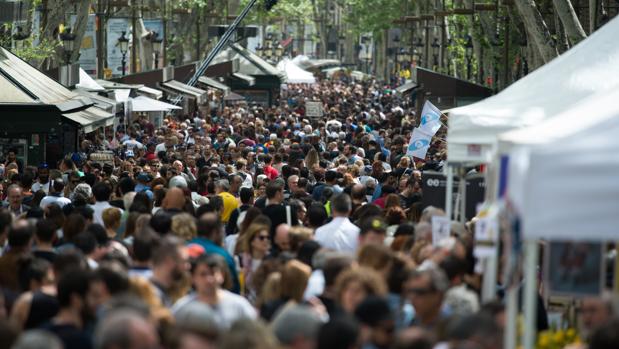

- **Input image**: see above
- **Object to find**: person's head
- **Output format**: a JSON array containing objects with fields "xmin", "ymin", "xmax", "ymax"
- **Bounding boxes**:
[
  {"xmin": 94, "ymin": 310, "xmax": 159, "ymax": 349},
  {"xmin": 132, "ymin": 228, "xmax": 160, "ymax": 263},
  {"xmin": 102, "ymin": 207, "xmax": 122, "ymax": 233},
  {"xmin": 56, "ymin": 267, "xmax": 97, "ymax": 323},
  {"xmin": 357, "ymin": 244, "xmax": 394, "ymax": 278},
  {"xmin": 220, "ymin": 319, "xmax": 280, "ymax": 349},
  {"xmin": 92, "ymin": 182, "xmax": 112, "ymax": 202},
  {"xmin": 162, "ymin": 187, "xmax": 186, "ymax": 211},
  {"xmin": 588, "ymin": 318, "xmax": 619, "ymax": 349},
  {"xmin": 280, "ymin": 259, "xmax": 312, "ymax": 302},
  {"xmin": 37, "ymin": 164, "xmax": 50, "ymax": 183},
  {"xmin": 579, "ymin": 291, "xmax": 618, "ymax": 337},
  {"xmin": 354, "ymin": 296, "xmax": 395, "ymax": 349},
  {"xmin": 266, "ymin": 181, "xmax": 284, "ymax": 203},
  {"xmin": 229, "ymin": 175, "xmax": 242, "ymax": 194},
  {"xmin": 215, "ymin": 179, "xmax": 230, "ymax": 194},
  {"xmin": 317, "ymin": 316, "xmax": 361, "ymax": 349},
  {"xmin": 332, "ymin": 193, "xmax": 352, "ymax": 217},
  {"xmin": 288, "ymin": 175, "xmax": 300, "ymax": 193},
  {"xmin": 274, "ymin": 223, "xmax": 291, "ymax": 252},
  {"xmin": 324, "ymin": 170, "xmax": 338, "ymax": 184},
  {"xmin": 171, "ymin": 213, "xmax": 197, "ymax": 241},
  {"xmin": 358, "ymin": 216, "xmax": 387, "ymax": 246},
  {"xmin": 272, "ymin": 305, "xmax": 322, "ymax": 349},
  {"xmin": 34, "ymin": 218, "xmax": 56, "ymax": 245},
  {"xmin": 11, "ymin": 330, "xmax": 63, "ymax": 349},
  {"xmin": 307, "ymin": 203, "xmax": 328, "ymax": 228},
  {"xmin": 8, "ymin": 221, "xmax": 33, "ymax": 250},
  {"xmin": 403, "ymin": 267, "xmax": 449, "ymax": 322},
  {"xmin": 7, "ymin": 184, "xmax": 23, "ymax": 209},
  {"xmin": 239, "ymin": 187, "xmax": 254, "ymax": 205},
  {"xmin": 196, "ymin": 212, "xmax": 222, "ymax": 243},
  {"xmin": 241, "ymin": 223, "xmax": 271, "ymax": 257},
  {"xmin": 191, "ymin": 254, "xmax": 231, "ymax": 295},
  {"xmin": 335, "ymin": 267, "xmax": 387, "ymax": 314},
  {"xmin": 18, "ymin": 256, "xmax": 53, "ymax": 292},
  {"xmin": 151, "ymin": 235, "xmax": 190, "ymax": 287}
]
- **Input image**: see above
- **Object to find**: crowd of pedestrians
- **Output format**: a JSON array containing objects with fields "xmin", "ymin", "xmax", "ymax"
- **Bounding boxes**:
[{"xmin": 0, "ymin": 79, "xmax": 616, "ymax": 349}]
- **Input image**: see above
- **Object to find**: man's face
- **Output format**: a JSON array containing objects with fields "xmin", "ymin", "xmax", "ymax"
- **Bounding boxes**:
[
  {"xmin": 38, "ymin": 168, "xmax": 49, "ymax": 183},
  {"xmin": 170, "ymin": 247, "xmax": 190, "ymax": 282},
  {"xmin": 288, "ymin": 177, "xmax": 299, "ymax": 192},
  {"xmin": 404, "ymin": 275, "xmax": 443, "ymax": 320},
  {"xmin": 192, "ymin": 263, "xmax": 224, "ymax": 294},
  {"xmin": 8, "ymin": 188, "xmax": 22, "ymax": 208},
  {"xmin": 86, "ymin": 279, "xmax": 110, "ymax": 315},
  {"xmin": 580, "ymin": 298, "xmax": 611, "ymax": 334}
]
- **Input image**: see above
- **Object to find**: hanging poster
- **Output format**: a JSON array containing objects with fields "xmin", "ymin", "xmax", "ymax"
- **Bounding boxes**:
[{"xmin": 107, "ymin": 18, "xmax": 129, "ymax": 77}]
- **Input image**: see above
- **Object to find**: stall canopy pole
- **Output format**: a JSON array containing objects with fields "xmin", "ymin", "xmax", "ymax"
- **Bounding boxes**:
[
  {"xmin": 523, "ymin": 239, "xmax": 539, "ymax": 349},
  {"xmin": 171, "ymin": 0, "xmax": 259, "ymax": 106},
  {"xmin": 459, "ymin": 172, "xmax": 466, "ymax": 222},
  {"xmin": 445, "ymin": 164, "xmax": 454, "ymax": 220},
  {"xmin": 504, "ymin": 285, "xmax": 518, "ymax": 349}
]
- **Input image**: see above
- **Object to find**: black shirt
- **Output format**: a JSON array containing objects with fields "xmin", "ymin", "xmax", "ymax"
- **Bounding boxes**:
[
  {"xmin": 40, "ymin": 323, "xmax": 92, "ymax": 349},
  {"xmin": 262, "ymin": 203, "xmax": 298, "ymax": 239}
]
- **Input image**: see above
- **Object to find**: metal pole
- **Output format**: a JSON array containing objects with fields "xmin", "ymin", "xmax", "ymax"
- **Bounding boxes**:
[
  {"xmin": 503, "ymin": 13, "xmax": 510, "ymax": 89},
  {"xmin": 131, "ymin": 4, "xmax": 137, "ymax": 73},
  {"xmin": 504, "ymin": 286, "xmax": 518, "ymax": 349},
  {"xmin": 445, "ymin": 164, "xmax": 454, "ymax": 220},
  {"xmin": 171, "ymin": 0, "xmax": 259, "ymax": 105},
  {"xmin": 162, "ymin": 0, "xmax": 167, "ymax": 66},
  {"xmin": 196, "ymin": 7, "xmax": 201, "ymax": 60},
  {"xmin": 96, "ymin": 0, "xmax": 105, "ymax": 78},
  {"xmin": 523, "ymin": 240, "xmax": 539, "ymax": 349}
]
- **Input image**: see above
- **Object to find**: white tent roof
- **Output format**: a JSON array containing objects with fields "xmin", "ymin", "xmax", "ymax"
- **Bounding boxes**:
[
  {"xmin": 276, "ymin": 59, "xmax": 316, "ymax": 84},
  {"xmin": 500, "ymin": 89, "xmax": 619, "ymax": 241},
  {"xmin": 131, "ymin": 96, "xmax": 182, "ymax": 112},
  {"xmin": 76, "ymin": 69, "xmax": 105, "ymax": 91},
  {"xmin": 447, "ymin": 16, "xmax": 619, "ymax": 164}
]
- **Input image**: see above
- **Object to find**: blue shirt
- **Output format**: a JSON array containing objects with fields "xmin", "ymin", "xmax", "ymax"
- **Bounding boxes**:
[{"xmin": 188, "ymin": 237, "xmax": 241, "ymax": 294}]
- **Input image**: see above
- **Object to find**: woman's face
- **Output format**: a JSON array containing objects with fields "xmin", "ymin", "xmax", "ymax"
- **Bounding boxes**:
[
  {"xmin": 341, "ymin": 281, "xmax": 367, "ymax": 313},
  {"xmin": 251, "ymin": 229, "xmax": 271, "ymax": 256}
]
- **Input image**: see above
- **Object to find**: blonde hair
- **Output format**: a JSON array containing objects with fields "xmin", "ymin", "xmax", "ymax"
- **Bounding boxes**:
[
  {"xmin": 240, "ymin": 223, "xmax": 270, "ymax": 255},
  {"xmin": 102, "ymin": 207, "xmax": 122, "ymax": 230},
  {"xmin": 280, "ymin": 260, "xmax": 311, "ymax": 302},
  {"xmin": 335, "ymin": 267, "xmax": 387, "ymax": 302},
  {"xmin": 171, "ymin": 213, "xmax": 197, "ymax": 241},
  {"xmin": 357, "ymin": 244, "xmax": 394, "ymax": 272}
]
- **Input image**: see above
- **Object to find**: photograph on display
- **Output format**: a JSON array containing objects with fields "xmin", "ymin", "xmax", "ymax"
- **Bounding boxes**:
[{"xmin": 545, "ymin": 241, "xmax": 605, "ymax": 297}]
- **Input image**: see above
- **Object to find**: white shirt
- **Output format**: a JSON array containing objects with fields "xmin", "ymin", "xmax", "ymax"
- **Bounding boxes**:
[
  {"xmin": 90, "ymin": 201, "xmax": 123, "ymax": 226},
  {"xmin": 314, "ymin": 216, "xmax": 360, "ymax": 253},
  {"xmin": 172, "ymin": 290, "xmax": 257, "ymax": 329},
  {"xmin": 32, "ymin": 181, "xmax": 50, "ymax": 194},
  {"xmin": 123, "ymin": 139, "xmax": 144, "ymax": 151},
  {"xmin": 40, "ymin": 195, "xmax": 71, "ymax": 209},
  {"xmin": 155, "ymin": 142, "xmax": 167, "ymax": 154}
]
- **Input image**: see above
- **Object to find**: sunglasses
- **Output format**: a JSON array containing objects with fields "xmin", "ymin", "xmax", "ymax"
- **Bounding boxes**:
[
  {"xmin": 406, "ymin": 287, "xmax": 435, "ymax": 296},
  {"xmin": 256, "ymin": 235, "xmax": 270, "ymax": 241}
]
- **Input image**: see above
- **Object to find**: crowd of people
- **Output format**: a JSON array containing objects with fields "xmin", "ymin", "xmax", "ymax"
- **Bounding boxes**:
[{"xmin": 0, "ymin": 79, "xmax": 617, "ymax": 349}]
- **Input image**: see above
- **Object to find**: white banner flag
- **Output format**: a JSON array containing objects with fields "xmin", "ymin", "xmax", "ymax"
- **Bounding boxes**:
[
  {"xmin": 419, "ymin": 100, "xmax": 442, "ymax": 135},
  {"xmin": 406, "ymin": 127, "xmax": 433, "ymax": 159}
]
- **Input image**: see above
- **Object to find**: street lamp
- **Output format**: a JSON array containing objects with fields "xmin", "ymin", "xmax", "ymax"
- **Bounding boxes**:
[
  {"xmin": 12, "ymin": 26, "xmax": 29, "ymax": 50},
  {"xmin": 464, "ymin": 35, "xmax": 474, "ymax": 80},
  {"xmin": 414, "ymin": 37, "xmax": 424, "ymax": 67},
  {"xmin": 431, "ymin": 37, "xmax": 440, "ymax": 68},
  {"xmin": 118, "ymin": 31, "xmax": 129, "ymax": 76},
  {"xmin": 59, "ymin": 27, "xmax": 76, "ymax": 65},
  {"xmin": 275, "ymin": 43, "xmax": 283, "ymax": 59},
  {"xmin": 150, "ymin": 31, "xmax": 163, "ymax": 69}
]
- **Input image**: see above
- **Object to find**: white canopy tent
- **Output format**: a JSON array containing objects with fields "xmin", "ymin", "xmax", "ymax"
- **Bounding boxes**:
[
  {"xmin": 499, "ymin": 89, "xmax": 619, "ymax": 242},
  {"xmin": 131, "ymin": 96, "xmax": 182, "ymax": 112},
  {"xmin": 76, "ymin": 68, "xmax": 105, "ymax": 92},
  {"xmin": 447, "ymin": 16, "xmax": 619, "ymax": 164},
  {"xmin": 276, "ymin": 59, "xmax": 316, "ymax": 84}
]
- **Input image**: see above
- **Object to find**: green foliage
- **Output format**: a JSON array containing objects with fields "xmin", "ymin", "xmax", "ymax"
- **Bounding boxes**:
[
  {"xmin": 13, "ymin": 38, "xmax": 60, "ymax": 64},
  {"xmin": 239, "ymin": 0, "xmax": 314, "ymax": 23},
  {"xmin": 344, "ymin": 0, "xmax": 406, "ymax": 36}
]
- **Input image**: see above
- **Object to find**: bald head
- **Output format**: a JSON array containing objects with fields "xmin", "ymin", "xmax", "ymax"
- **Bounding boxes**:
[
  {"xmin": 162, "ymin": 187, "xmax": 185, "ymax": 210},
  {"xmin": 275, "ymin": 224, "xmax": 291, "ymax": 252}
]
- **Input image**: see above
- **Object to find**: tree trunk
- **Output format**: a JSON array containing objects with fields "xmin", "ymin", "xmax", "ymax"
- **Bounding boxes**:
[
  {"xmin": 513, "ymin": 0, "xmax": 558, "ymax": 63},
  {"xmin": 70, "ymin": 0, "xmax": 92, "ymax": 63},
  {"xmin": 552, "ymin": 0, "xmax": 586, "ymax": 45},
  {"xmin": 589, "ymin": 0, "xmax": 599, "ymax": 33}
]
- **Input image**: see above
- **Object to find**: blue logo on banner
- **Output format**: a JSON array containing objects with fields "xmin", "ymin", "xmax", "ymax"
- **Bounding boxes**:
[
  {"xmin": 408, "ymin": 139, "xmax": 430, "ymax": 152},
  {"xmin": 421, "ymin": 111, "xmax": 440, "ymax": 126}
]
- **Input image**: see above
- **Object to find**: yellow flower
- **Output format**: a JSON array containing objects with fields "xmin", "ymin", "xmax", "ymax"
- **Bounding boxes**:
[
  {"xmin": 554, "ymin": 330, "xmax": 565, "ymax": 344},
  {"xmin": 538, "ymin": 332, "xmax": 550, "ymax": 348},
  {"xmin": 566, "ymin": 328, "xmax": 576, "ymax": 340}
]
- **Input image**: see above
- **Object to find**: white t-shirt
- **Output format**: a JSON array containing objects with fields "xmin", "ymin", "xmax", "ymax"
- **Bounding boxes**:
[
  {"xmin": 32, "ymin": 181, "xmax": 50, "ymax": 194},
  {"xmin": 172, "ymin": 290, "xmax": 257, "ymax": 329},
  {"xmin": 123, "ymin": 139, "xmax": 144, "ymax": 151}
]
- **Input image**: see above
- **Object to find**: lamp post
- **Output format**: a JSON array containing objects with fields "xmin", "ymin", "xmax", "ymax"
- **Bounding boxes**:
[
  {"xmin": 59, "ymin": 27, "xmax": 76, "ymax": 65},
  {"xmin": 431, "ymin": 37, "xmax": 440, "ymax": 69},
  {"xmin": 12, "ymin": 26, "xmax": 29, "ymax": 50},
  {"xmin": 414, "ymin": 36, "xmax": 424, "ymax": 67},
  {"xmin": 118, "ymin": 31, "xmax": 129, "ymax": 76},
  {"xmin": 465, "ymin": 35, "xmax": 473, "ymax": 80},
  {"xmin": 361, "ymin": 36, "xmax": 371, "ymax": 74},
  {"xmin": 151, "ymin": 31, "xmax": 163, "ymax": 69}
]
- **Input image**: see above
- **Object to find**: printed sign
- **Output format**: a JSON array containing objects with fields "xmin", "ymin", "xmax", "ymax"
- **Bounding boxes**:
[
  {"xmin": 432, "ymin": 216, "xmax": 451, "ymax": 246},
  {"xmin": 305, "ymin": 101, "xmax": 323, "ymax": 118}
]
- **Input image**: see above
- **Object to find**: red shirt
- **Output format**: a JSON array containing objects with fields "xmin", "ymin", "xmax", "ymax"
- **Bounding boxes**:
[{"xmin": 264, "ymin": 165, "xmax": 279, "ymax": 180}]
